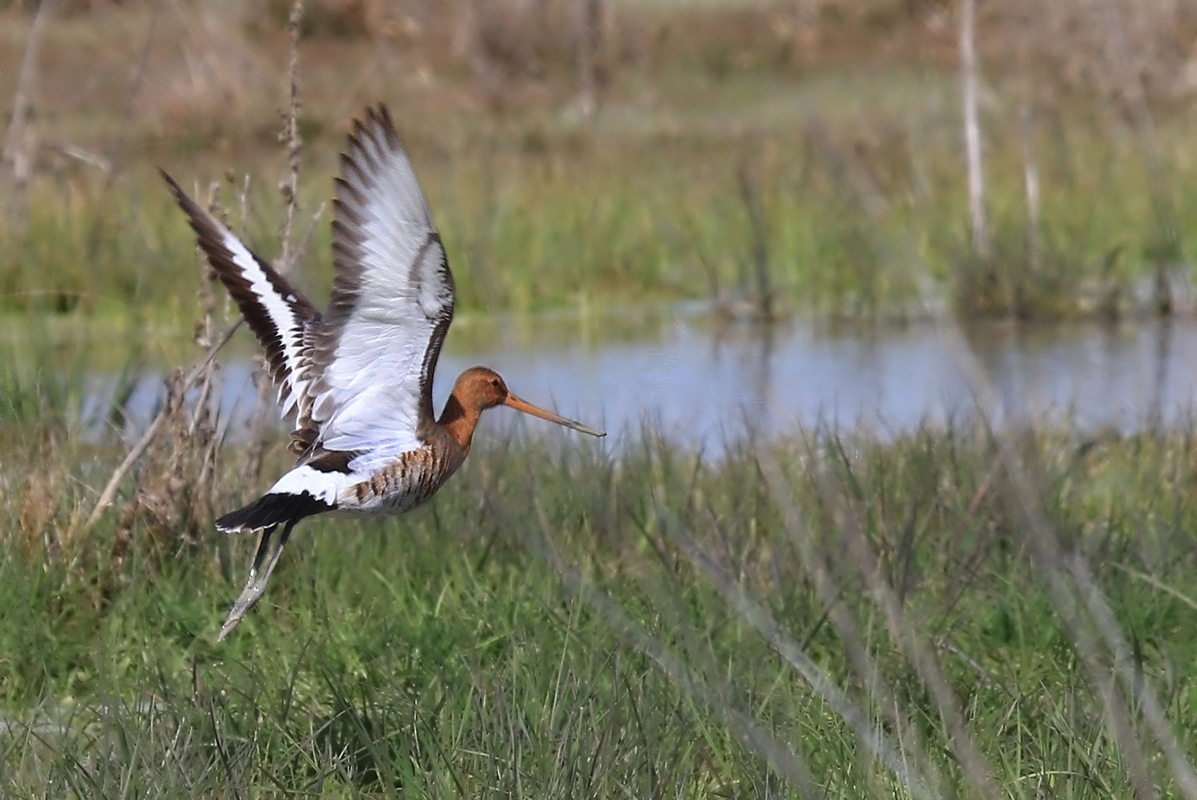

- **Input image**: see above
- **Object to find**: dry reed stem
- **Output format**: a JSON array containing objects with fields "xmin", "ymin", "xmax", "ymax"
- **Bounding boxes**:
[
  {"xmin": 244, "ymin": 0, "xmax": 305, "ymax": 488},
  {"xmin": 653, "ymin": 505, "xmax": 938, "ymax": 799},
  {"xmin": 758, "ymin": 452, "xmax": 953, "ymax": 797},
  {"xmin": 77, "ymin": 320, "xmax": 242, "ymax": 538},
  {"xmin": 18, "ymin": 466, "xmax": 60, "ymax": 555},
  {"xmin": 278, "ymin": 0, "xmax": 304, "ymax": 273},
  {"xmin": 522, "ymin": 496, "xmax": 820, "ymax": 797},
  {"xmin": 1018, "ymin": 105, "xmax": 1041, "ymax": 275}
]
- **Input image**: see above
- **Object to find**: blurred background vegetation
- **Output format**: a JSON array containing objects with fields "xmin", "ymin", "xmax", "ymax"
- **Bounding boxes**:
[
  {"xmin": 2, "ymin": 0, "xmax": 1197, "ymax": 324},
  {"xmin": 7, "ymin": 2, "xmax": 1197, "ymax": 796}
]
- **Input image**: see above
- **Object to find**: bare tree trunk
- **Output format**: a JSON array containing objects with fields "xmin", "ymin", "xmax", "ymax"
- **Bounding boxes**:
[
  {"xmin": 2, "ymin": 0, "xmax": 59, "ymax": 229},
  {"xmin": 576, "ymin": 0, "xmax": 603, "ymax": 117},
  {"xmin": 959, "ymin": 0, "xmax": 989, "ymax": 262}
]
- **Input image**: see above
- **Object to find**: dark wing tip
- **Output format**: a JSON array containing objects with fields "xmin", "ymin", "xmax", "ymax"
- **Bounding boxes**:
[
  {"xmin": 159, "ymin": 168, "xmax": 225, "ymax": 258},
  {"xmin": 345, "ymin": 103, "xmax": 402, "ymax": 159},
  {"xmin": 160, "ymin": 163, "xmax": 322, "ymax": 418},
  {"xmin": 160, "ymin": 168, "xmax": 202, "ymax": 221},
  {"xmin": 366, "ymin": 102, "xmax": 392, "ymax": 130}
]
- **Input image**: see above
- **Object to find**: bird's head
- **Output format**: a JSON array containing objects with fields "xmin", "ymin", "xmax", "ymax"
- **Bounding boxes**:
[
  {"xmin": 454, "ymin": 367, "xmax": 510, "ymax": 410},
  {"xmin": 453, "ymin": 366, "xmax": 605, "ymax": 437}
]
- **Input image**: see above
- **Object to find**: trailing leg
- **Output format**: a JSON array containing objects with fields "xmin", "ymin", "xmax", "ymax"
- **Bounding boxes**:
[{"xmin": 218, "ymin": 519, "xmax": 300, "ymax": 641}]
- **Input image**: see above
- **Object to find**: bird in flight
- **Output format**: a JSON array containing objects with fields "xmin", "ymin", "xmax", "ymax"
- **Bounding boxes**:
[{"xmin": 162, "ymin": 105, "xmax": 604, "ymax": 640}]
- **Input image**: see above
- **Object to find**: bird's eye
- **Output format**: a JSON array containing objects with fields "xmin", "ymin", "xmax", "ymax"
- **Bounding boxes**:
[{"xmin": 490, "ymin": 378, "xmax": 501, "ymax": 388}]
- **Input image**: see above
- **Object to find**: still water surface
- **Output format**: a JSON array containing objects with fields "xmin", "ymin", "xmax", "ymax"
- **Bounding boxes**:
[{"xmin": 87, "ymin": 310, "xmax": 1197, "ymax": 450}]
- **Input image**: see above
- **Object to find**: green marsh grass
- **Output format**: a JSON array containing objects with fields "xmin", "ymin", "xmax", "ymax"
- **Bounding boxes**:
[
  {"xmin": 7, "ymin": 102, "xmax": 1197, "ymax": 326},
  {"xmin": 5, "ymin": 377, "xmax": 1197, "ymax": 795},
  {"xmin": 7, "ymin": 3, "xmax": 1197, "ymax": 794},
  {"xmin": 5, "ymin": 1, "xmax": 1197, "ymax": 327}
]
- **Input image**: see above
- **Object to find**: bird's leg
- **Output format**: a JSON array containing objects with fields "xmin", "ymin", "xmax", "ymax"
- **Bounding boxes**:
[
  {"xmin": 218, "ymin": 525, "xmax": 275, "ymax": 641},
  {"xmin": 250, "ymin": 524, "xmax": 277, "ymax": 575},
  {"xmin": 217, "ymin": 520, "xmax": 298, "ymax": 641}
]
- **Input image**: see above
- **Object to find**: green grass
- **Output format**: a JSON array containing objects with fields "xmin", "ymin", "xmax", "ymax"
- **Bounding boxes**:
[
  {"xmin": 4, "ymin": 72, "xmax": 1197, "ymax": 324},
  {"xmin": 6, "ymin": 4, "xmax": 1197, "ymax": 793},
  {"xmin": 5, "ymin": 0, "xmax": 1197, "ymax": 325},
  {"xmin": 5, "ymin": 403, "xmax": 1197, "ymax": 795}
]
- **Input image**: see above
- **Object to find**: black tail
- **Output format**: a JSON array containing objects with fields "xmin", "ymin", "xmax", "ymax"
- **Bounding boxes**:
[{"xmin": 216, "ymin": 491, "xmax": 332, "ymax": 533}]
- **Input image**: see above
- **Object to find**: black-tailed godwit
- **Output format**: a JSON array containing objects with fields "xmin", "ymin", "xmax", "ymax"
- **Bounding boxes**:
[{"xmin": 162, "ymin": 105, "xmax": 604, "ymax": 640}]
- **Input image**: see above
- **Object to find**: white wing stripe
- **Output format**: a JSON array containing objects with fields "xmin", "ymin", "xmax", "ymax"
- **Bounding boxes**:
[
  {"xmin": 268, "ymin": 464, "xmax": 356, "ymax": 505},
  {"xmin": 215, "ymin": 227, "xmax": 312, "ymax": 418},
  {"xmin": 162, "ymin": 169, "xmax": 321, "ymax": 439}
]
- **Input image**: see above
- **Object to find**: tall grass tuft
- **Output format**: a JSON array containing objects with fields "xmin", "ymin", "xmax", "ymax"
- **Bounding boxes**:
[{"xmin": 7, "ymin": 414, "xmax": 1197, "ymax": 795}]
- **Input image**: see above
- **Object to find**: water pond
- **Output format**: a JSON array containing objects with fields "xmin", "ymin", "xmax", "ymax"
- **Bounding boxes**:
[{"xmin": 77, "ymin": 307, "xmax": 1197, "ymax": 451}]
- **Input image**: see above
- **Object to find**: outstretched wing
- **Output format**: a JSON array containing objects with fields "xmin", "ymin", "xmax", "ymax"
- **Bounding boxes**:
[
  {"xmin": 162, "ymin": 171, "xmax": 322, "ymax": 449},
  {"xmin": 307, "ymin": 105, "xmax": 455, "ymax": 460}
]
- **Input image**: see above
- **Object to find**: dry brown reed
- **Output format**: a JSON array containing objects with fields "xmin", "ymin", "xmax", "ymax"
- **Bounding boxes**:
[
  {"xmin": 18, "ymin": 463, "xmax": 62, "ymax": 556},
  {"xmin": 242, "ymin": 0, "xmax": 307, "ymax": 490},
  {"xmin": 77, "ymin": 0, "xmax": 314, "ymax": 551},
  {"xmin": 735, "ymin": 155, "xmax": 776, "ymax": 321}
]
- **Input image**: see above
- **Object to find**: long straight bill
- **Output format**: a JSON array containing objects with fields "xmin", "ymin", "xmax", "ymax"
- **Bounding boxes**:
[{"xmin": 505, "ymin": 394, "xmax": 606, "ymax": 437}]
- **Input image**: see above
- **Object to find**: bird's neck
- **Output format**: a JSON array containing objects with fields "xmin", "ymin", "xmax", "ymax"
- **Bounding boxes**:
[{"xmin": 438, "ymin": 392, "xmax": 480, "ymax": 451}]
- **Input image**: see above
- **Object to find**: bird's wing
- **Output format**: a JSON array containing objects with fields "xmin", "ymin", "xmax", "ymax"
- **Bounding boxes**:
[
  {"xmin": 307, "ymin": 105, "xmax": 455, "ymax": 459},
  {"xmin": 162, "ymin": 171, "xmax": 323, "ymax": 449}
]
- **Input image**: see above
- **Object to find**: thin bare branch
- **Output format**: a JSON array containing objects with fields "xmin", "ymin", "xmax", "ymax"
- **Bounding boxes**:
[{"xmin": 277, "ymin": 0, "xmax": 304, "ymax": 273}]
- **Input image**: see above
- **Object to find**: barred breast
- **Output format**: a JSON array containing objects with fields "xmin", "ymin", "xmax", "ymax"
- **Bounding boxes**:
[{"xmin": 338, "ymin": 441, "xmax": 466, "ymax": 515}]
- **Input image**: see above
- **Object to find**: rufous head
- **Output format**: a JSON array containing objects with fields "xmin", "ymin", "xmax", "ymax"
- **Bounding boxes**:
[{"xmin": 453, "ymin": 366, "xmax": 605, "ymax": 437}]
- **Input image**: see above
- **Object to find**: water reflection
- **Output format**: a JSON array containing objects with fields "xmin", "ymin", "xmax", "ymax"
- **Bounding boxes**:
[{"xmin": 84, "ymin": 312, "xmax": 1197, "ymax": 450}]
